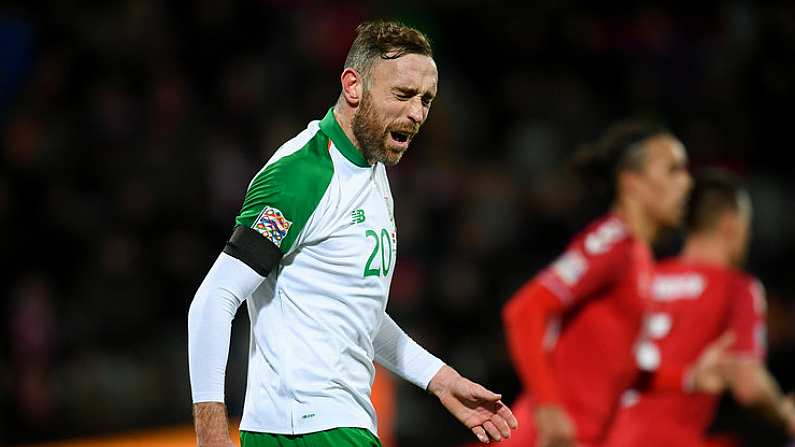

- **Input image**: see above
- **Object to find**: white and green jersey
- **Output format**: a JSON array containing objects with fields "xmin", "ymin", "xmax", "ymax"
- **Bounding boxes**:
[{"xmin": 223, "ymin": 109, "xmax": 442, "ymax": 436}]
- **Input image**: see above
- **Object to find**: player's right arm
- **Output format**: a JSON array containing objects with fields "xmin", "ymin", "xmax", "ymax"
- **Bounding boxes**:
[
  {"xmin": 724, "ymin": 279, "xmax": 795, "ymax": 436},
  {"xmin": 731, "ymin": 362, "xmax": 795, "ymax": 436},
  {"xmin": 502, "ymin": 219, "xmax": 629, "ymax": 447},
  {"xmin": 188, "ymin": 249, "xmax": 277, "ymax": 446},
  {"xmin": 188, "ymin": 150, "xmax": 327, "ymax": 445}
]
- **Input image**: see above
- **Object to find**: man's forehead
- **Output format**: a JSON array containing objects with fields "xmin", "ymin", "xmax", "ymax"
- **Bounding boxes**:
[
  {"xmin": 371, "ymin": 54, "xmax": 437, "ymax": 91},
  {"xmin": 648, "ymin": 135, "xmax": 687, "ymax": 161}
]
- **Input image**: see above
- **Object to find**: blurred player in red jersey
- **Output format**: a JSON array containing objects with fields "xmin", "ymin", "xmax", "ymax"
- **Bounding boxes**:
[
  {"xmin": 498, "ymin": 121, "xmax": 733, "ymax": 447},
  {"xmin": 602, "ymin": 169, "xmax": 795, "ymax": 447}
]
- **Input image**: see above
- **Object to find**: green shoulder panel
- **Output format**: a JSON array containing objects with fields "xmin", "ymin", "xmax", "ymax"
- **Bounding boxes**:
[{"xmin": 235, "ymin": 130, "xmax": 334, "ymax": 254}]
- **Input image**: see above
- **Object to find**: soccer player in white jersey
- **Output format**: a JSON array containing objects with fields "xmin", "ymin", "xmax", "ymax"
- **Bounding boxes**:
[{"xmin": 187, "ymin": 21, "xmax": 518, "ymax": 447}]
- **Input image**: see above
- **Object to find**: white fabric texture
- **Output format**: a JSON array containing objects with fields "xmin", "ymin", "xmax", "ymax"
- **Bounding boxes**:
[
  {"xmin": 188, "ymin": 252, "xmax": 264, "ymax": 402},
  {"xmin": 374, "ymin": 314, "xmax": 445, "ymax": 389}
]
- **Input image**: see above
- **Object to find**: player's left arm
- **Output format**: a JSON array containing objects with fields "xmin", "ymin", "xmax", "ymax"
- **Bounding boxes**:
[
  {"xmin": 373, "ymin": 314, "xmax": 518, "ymax": 444},
  {"xmin": 725, "ymin": 279, "xmax": 795, "ymax": 435},
  {"xmin": 373, "ymin": 314, "xmax": 444, "ymax": 389}
]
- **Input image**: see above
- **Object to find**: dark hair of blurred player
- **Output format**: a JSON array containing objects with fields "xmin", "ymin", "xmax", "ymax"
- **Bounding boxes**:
[
  {"xmin": 684, "ymin": 169, "xmax": 752, "ymax": 266},
  {"xmin": 571, "ymin": 121, "xmax": 690, "ymax": 230},
  {"xmin": 602, "ymin": 169, "xmax": 795, "ymax": 447},
  {"xmin": 499, "ymin": 119, "xmax": 699, "ymax": 447}
]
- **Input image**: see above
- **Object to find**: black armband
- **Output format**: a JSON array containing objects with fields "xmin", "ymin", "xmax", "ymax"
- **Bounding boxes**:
[{"xmin": 223, "ymin": 225, "xmax": 283, "ymax": 277}]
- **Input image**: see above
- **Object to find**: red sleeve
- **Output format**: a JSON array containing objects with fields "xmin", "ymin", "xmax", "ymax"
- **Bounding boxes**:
[
  {"xmin": 502, "ymin": 218, "xmax": 631, "ymax": 404},
  {"xmin": 728, "ymin": 277, "xmax": 767, "ymax": 360},
  {"xmin": 502, "ymin": 280, "xmax": 564, "ymax": 404},
  {"xmin": 537, "ymin": 219, "xmax": 630, "ymax": 309}
]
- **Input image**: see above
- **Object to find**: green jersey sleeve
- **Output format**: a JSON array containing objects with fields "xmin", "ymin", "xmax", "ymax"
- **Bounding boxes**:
[{"xmin": 235, "ymin": 131, "xmax": 334, "ymax": 254}]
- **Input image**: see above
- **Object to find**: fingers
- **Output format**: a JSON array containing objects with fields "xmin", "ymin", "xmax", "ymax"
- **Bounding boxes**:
[
  {"xmin": 472, "ymin": 426, "xmax": 489, "ymax": 444},
  {"xmin": 537, "ymin": 432, "xmax": 551, "ymax": 447},
  {"xmin": 558, "ymin": 436, "xmax": 576, "ymax": 447},
  {"xmin": 539, "ymin": 433, "xmax": 573, "ymax": 447},
  {"xmin": 553, "ymin": 438, "xmax": 575, "ymax": 447},
  {"xmin": 472, "ymin": 402, "xmax": 517, "ymax": 443},
  {"xmin": 711, "ymin": 331, "xmax": 736, "ymax": 353},
  {"xmin": 782, "ymin": 394, "xmax": 795, "ymax": 434},
  {"xmin": 483, "ymin": 421, "xmax": 502, "ymax": 442},
  {"xmin": 491, "ymin": 414, "xmax": 512, "ymax": 439},
  {"xmin": 496, "ymin": 400, "xmax": 519, "ymax": 429},
  {"xmin": 469, "ymin": 382, "xmax": 502, "ymax": 402}
]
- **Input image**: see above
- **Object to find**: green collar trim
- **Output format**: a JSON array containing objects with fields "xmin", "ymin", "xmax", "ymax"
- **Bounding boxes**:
[{"xmin": 319, "ymin": 108, "xmax": 370, "ymax": 168}]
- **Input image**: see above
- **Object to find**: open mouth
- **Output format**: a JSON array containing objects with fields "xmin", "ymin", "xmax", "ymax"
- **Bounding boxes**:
[{"xmin": 390, "ymin": 130, "xmax": 411, "ymax": 144}]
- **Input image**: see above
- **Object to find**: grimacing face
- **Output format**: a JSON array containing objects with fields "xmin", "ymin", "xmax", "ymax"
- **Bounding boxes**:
[
  {"xmin": 633, "ymin": 134, "xmax": 693, "ymax": 228},
  {"xmin": 352, "ymin": 53, "xmax": 438, "ymax": 166}
]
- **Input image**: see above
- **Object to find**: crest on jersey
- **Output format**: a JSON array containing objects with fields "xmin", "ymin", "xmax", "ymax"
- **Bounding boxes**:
[
  {"xmin": 252, "ymin": 206, "xmax": 292, "ymax": 247},
  {"xmin": 352, "ymin": 208, "xmax": 366, "ymax": 224},
  {"xmin": 552, "ymin": 250, "xmax": 587, "ymax": 286}
]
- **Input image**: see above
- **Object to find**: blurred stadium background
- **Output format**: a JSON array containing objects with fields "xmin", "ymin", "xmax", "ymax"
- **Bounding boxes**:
[{"xmin": 2, "ymin": 1, "xmax": 794, "ymax": 446}]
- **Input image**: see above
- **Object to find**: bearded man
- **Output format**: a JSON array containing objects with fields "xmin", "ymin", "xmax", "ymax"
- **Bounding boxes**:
[{"xmin": 187, "ymin": 20, "xmax": 517, "ymax": 447}]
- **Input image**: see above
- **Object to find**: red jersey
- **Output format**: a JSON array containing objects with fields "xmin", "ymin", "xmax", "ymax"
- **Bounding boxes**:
[
  {"xmin": 502, "ymin": 214, "xmax": 654, "ymax": 445},
  {"xmin": 603, "ymin": 259, "xmax": 767, "ymax": 447}
]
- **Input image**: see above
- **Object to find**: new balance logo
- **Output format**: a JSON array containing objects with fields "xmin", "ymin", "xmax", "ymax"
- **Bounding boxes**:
[{"xmin": 352, "ymin": 209, "xmax": 366, "ymax": 224}]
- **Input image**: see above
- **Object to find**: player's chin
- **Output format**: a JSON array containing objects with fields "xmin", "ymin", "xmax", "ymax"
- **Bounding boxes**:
[
  {"xmin": 382, "ymin": 146, "xmax": 407, "ymax": 166},
  {"xmin": 665, "ymin": 207, "xmax": 686, "ymax": 227}
]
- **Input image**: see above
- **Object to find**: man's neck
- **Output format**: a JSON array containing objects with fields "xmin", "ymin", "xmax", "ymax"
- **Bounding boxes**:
[
  {"xmin": 333, "ymin": 102, "xmax": 369, "ymax": 163},
  {"xmin": 681, "ymin": 234, "xmax": 732, "ymax": 267},
  {"xmin": 611, "ymin": 198, "xmax": 658, "ymax": 244}
]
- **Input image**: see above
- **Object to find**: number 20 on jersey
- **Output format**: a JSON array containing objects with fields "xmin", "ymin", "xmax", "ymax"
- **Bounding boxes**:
[{"xmin": 364, "ymin": 229, "xmax": 393, "ymax": 278}]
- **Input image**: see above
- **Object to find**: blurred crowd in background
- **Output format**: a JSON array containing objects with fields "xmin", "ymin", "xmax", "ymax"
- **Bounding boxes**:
[{"xmin": 2, "ymin": 1, "xmax": 795, "ymax": 446}]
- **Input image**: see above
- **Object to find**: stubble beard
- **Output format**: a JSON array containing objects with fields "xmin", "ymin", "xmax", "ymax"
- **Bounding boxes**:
[{"xmin": 352, "ymin": 90, "xmax": 399, "ymax": 166}]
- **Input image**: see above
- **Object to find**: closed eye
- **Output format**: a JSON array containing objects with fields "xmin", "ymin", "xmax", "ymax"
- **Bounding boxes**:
[
  {"xmin": 670, "ymin": 161, "xmax": 688, "ymax": 174},
  {"xmin": 393, "ymin": 87, "xmax": 435, "ymax": 107},
  {"xmin": 394, "ymin": 88, "xmax": 415, "ymax": 100}
]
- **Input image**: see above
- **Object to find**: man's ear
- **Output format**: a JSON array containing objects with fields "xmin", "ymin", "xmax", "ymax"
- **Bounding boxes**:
[
  {"xmin": 617, "ymin": 170, "xmax": 641, "ymax": 197},
  {"xmin": 340, "ymin": 68, "xmax": 364, "ymax": 107}
]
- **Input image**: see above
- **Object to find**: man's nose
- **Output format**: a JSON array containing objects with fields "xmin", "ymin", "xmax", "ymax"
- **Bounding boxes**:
[{"xmin": 406, "ymin": 98, "xmax": 424, "ymax": 124}]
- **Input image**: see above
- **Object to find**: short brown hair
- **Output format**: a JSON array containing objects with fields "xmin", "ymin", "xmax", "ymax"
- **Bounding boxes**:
[
  {"xmin": 343, "ymin": 20, "xmax": 433, "ymax": 83},
  {"xmin": 686, "ymin": 168, "xmax": 748, "ymax": 233}
]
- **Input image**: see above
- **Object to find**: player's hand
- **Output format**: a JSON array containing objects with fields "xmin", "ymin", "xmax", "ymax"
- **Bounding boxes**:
[
  {"xmin": 428, "ymin": 365, "xmax": 518, "ymax": 443},
  {"xmin": 193, "ymin": 402, "xmax": 236, "ymax": 447},
  {"xmin": 781, "ymin": 393, "xmax": 795, "ymax": 437},
  {"xmin": 534, "ymin": 404, "xmax": 576, "ymax": 447},
  {"xmin": 686, "ymin": 331, "xmax": 735, "ymax": 394}
]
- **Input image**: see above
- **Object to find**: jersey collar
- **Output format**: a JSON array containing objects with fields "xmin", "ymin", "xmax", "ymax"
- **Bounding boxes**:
[{"xmin": 319, "ymin": 108, "xmax": 370, "ymax": 168}]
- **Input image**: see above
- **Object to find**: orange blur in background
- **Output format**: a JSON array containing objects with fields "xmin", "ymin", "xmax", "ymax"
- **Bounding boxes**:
[{"xmin": 22, "ymin": 366, "xmax": 396, "ymax": 447}]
